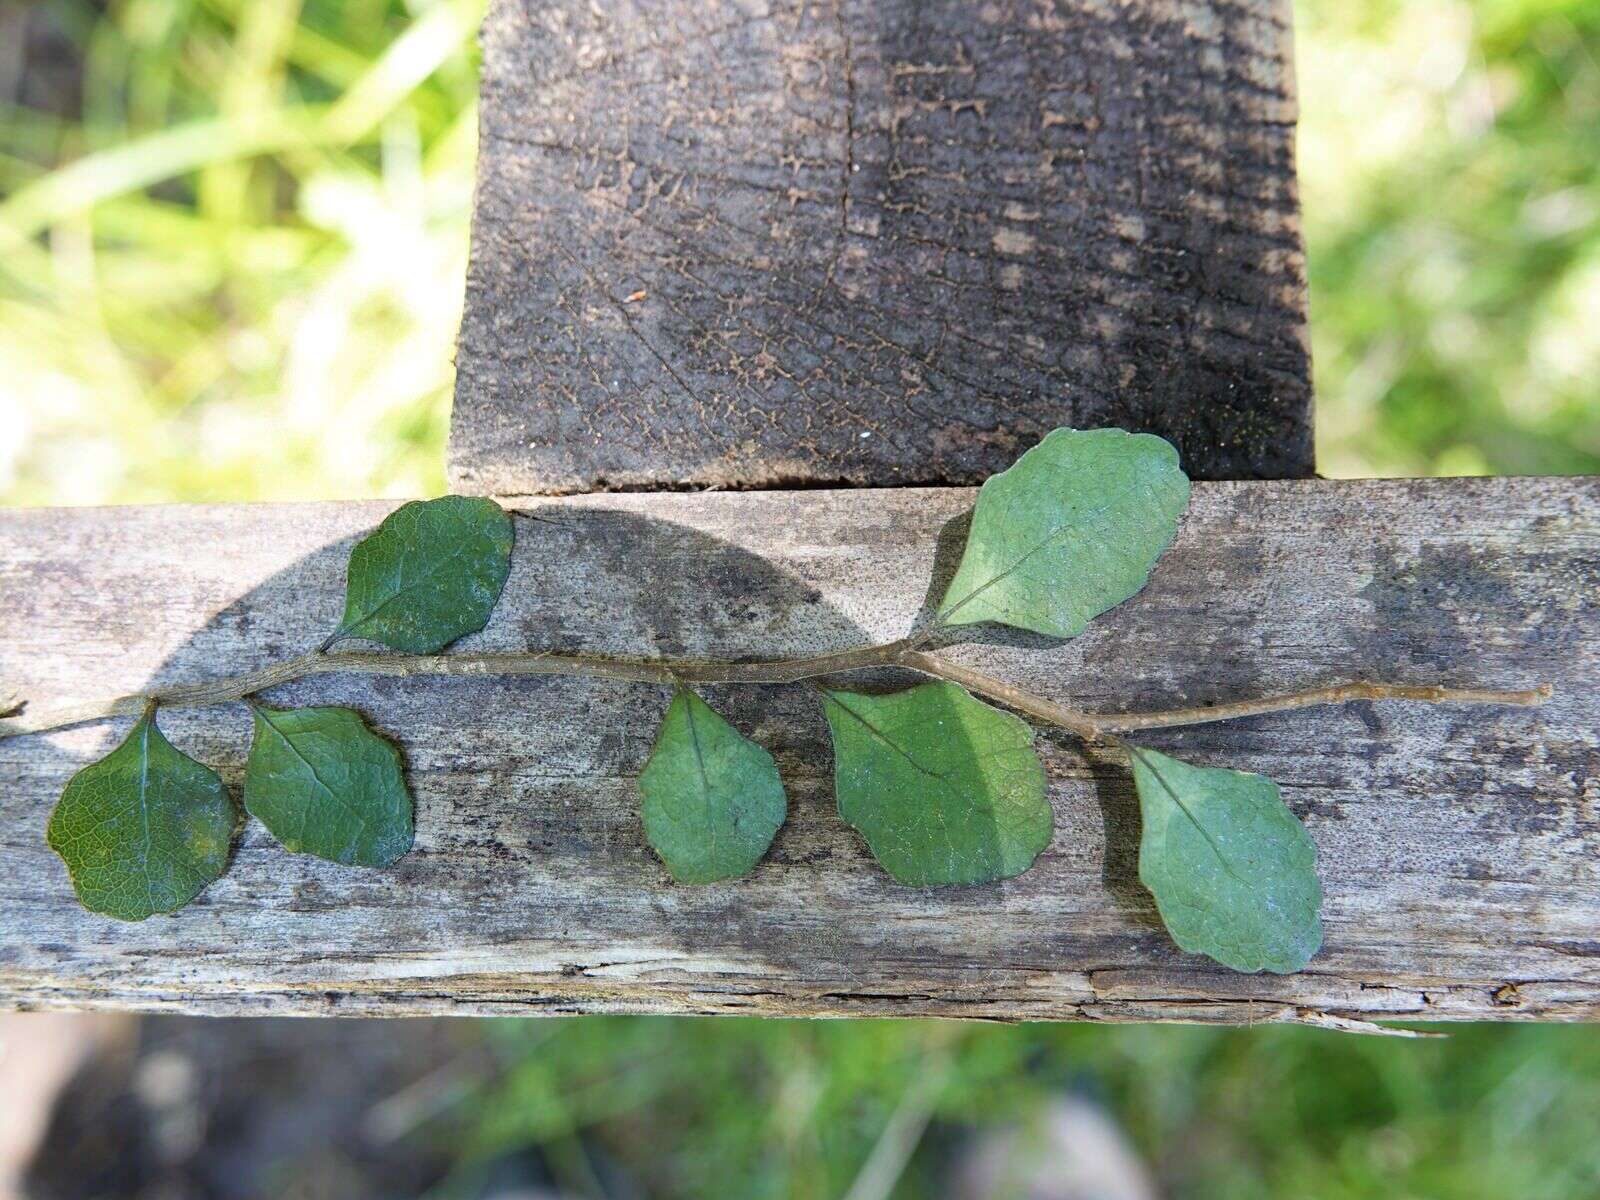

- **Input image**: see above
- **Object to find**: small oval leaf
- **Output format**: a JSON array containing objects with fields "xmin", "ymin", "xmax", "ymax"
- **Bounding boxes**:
[
  {"xmin": 823, "ymin": 681, "xmax": 1051, "ymax": 886},
  {"xmin": 1130, "ymin": 746, "xmax": 1322, "ymax": 974},
  {"xmin": 333, "ymin": 495, "xmax": 514, "ymax": 652},
  {"xmin": 47, "ymin": 707, "xmax": 235, "ymax": 920},
  {"xmin": 244, "ymin": 704, "xmax": 413, "ymax": 867},
  {"xmin": 938, "ymin": 427, "xmax": 1190, "ymax": 638},
  {"xmin": 640, "ymin": 689, "xmax": 787, "ymax": 883}
]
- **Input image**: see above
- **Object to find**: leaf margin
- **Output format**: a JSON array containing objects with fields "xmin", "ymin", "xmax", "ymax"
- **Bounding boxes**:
[
  {"xmin": 1129, "ymin": 743, "xmax": 1323, "ymax": 974},
  {"xmin": 46, "ymin": 702, "xmax": 237, "ymax": 921},
  {"xmin": 330, "ymin": 493, "xmax": 515, "ymax": 653},
  {"xmin": 821, "ymin": 680, "xmax": 1052, "ymax": 887},
  {"xmin": 936, "ymin": 426, "xmax": 1191, "ymax": 639},
  {"xmin": 242, "ymin": 701, "xmax": 415, "ymax": 868},
  {"xmin": 638, "ymin": 686, "xmax": 788, "ymax": 884}
]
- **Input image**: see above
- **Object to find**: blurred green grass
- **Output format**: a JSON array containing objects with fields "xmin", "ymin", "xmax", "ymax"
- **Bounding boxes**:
[
  {"xmin": 3, "ymin": 2, "xmax": 1598, "ymax": 1197},
  {"xmin": 0, "ymin": 0, "xmax": 482, "ymax": 505},
  {"xmin": 1299, "ymin": 0, "xmax": 1600, "ymax": 478},
  {"xmin": 452, "ymin": 1018, "xmax": 1600, "ymax": 1200}
]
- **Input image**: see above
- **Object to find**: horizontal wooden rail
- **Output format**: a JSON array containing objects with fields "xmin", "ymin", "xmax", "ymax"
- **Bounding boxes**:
[{"xmin": 1, "ymin": 477, "xmax": 1596, "ymax": 1020}]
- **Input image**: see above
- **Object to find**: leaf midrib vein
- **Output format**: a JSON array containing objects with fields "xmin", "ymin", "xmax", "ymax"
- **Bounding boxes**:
[
  {"xmin": 260, "ymin": 710, "xmax": 371, "ymax": 848},
  {"xmin": 137, "ymin": 717, "xmax": 155, "ymax": 914},
  {"xmin": 1131, "ymin": 747, "xmax": 1250, "ymax": 890},
  {"xmin": 345, "ymin": 529, "xmax": 484, "ymax": 637},
  {"xmin": 939, "ymin": 489, "xmax": 1122, "ymax": 624},
  {"xmin": 682, "ymin": 693, "xmax": 717, "ymax": 865},
  {"xmin": 826, "ymin": 693, "xmax": 952, "ymax": 786}
]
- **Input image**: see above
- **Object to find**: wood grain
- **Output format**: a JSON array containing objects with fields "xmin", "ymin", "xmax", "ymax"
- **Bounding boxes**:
[
  {"xmin": 449, "ymin": 0, "xmax": 1313, "ymax": 493},
  {"xmin": 2, "ymin": 477, "xmax": 1595, "ymax": 1020}
]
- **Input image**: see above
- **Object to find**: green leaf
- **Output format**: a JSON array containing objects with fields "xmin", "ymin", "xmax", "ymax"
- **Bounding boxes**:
[
  {"xmin": 332, "ymin": 494, "xmax": 514, "ymax": 652},
  {"xmin": 46, "ymin": 706, "xmax": 235, "ymax": 920},
  {"xmin": 244, "ymin": 704, "xmax": 413, "ymax": 867},
  {"xmin": 822, "ymin": 681, "xmax": 1050, "ymax": 886},
  {"xmin": 938, "ymin": 427, "xmax": 1190, "ymax": 638},
  {"xmin": 639, "ymin": 689, "xmax": 788, "ymax": 883},
  {"xmin": 1129, "ymin": 746, "xmax": 1322, "ymax": 974}
]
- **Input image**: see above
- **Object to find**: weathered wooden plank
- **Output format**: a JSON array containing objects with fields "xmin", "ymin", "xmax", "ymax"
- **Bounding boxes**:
[
  {"xmin": 449, "ymin": 0, "xmax": 1313, "ymax": 493},
  {"xmin": 1, "ymin": 478, "xmax": 1595, "ymax": 1019}
]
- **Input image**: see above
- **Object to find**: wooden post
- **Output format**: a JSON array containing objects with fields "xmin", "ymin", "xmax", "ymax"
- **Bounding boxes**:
[{"xmin": 449, "ymin": 0, "xmax": 1314, "ymax": 493}]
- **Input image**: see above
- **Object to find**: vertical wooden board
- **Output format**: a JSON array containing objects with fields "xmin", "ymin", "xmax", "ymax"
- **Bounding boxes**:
[{"xmin": 450, "ymin": 0, "xmax": 1313, "ymax": 493}]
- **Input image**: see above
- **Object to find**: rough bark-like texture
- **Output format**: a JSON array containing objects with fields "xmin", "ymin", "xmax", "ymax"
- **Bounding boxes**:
[
  {"xmin": 449, "ymin": 0, "xmax": 1313, "ymax": 493},
  {"xmin": 2, "ymin": 478, "xmax": 1595, "ymax": 1020}
]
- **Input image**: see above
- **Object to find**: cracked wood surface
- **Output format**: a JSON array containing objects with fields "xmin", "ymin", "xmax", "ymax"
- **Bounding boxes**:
[
  {"xmin": 449, "ymin": 0, "xmax": 1313, "ymax": 493},
  {"xmin": 2, "ymin": 477, "xmax": 1596, "ymax": 1019}
]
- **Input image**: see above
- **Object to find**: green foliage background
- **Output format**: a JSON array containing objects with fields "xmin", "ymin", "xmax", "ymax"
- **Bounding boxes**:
[
  {"xmin": 462, "ymin": 1019, "xmax": 1600, "ymax": 1199},
  {"xmin": 2, "ymin": 0, "xmax": 1598, "ymax": 1195},
  {"xmin": 1300, "ymin": 0, "xmax": 1600, "ymax": 478}
]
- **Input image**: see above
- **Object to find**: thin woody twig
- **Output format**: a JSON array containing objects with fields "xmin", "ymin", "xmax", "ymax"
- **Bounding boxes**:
[
  {"xmin": 0, "ymin": 641, "xmax": 916, "ymax": 739},
  {"xmin": 899, "ymin": 650, "xmax": 1551, "ymax": 738},
  {"xmin": 0, "ymin": 638, "xmax": 1550, "ymax": 743}
]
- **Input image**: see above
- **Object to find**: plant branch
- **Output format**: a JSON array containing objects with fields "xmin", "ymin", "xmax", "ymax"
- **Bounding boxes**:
[
  {"xmin": 0, "ymin": 639, "xmax": 1551, "ymax": 743},
  {"xmin": 0, "ymin": 640, "xmax": 919, "ymax": 739},
  {"xmin": 899, "ymin": 651, "xmax": 1553, "ymax": 738}
]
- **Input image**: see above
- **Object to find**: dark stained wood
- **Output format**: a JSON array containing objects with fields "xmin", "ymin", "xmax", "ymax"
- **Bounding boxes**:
[
  {"xmin": 449, "ymin": 0, "xmax": 1314, "ymax": 493},
  {"xmin": 1, "ymin": 478, "xmax": 1595, "ymax": 1020}
]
